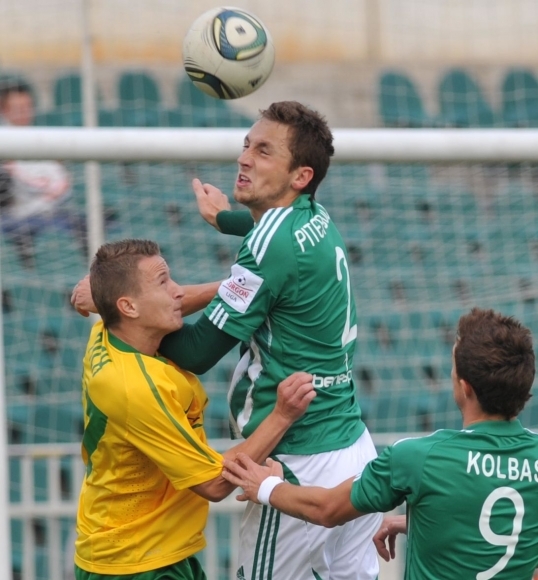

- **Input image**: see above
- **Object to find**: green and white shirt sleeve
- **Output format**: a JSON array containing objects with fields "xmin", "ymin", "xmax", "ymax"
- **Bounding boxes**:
[
  {"xmin": 205, "ymin": 207, "xmax": 296, "ymax": 341},
  {"xmin": 350, "ymin": 439, "xmax": 425, "ymax": 513}
]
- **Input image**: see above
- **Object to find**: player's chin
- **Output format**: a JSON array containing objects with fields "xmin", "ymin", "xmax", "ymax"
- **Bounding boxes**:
[
  {"xmin": 169, "ymin": 314, "xmax": 183, "ymax": 331},
  {"xmin": 233, "ymin": 186, "xmax": 252, "ymax": 205}
]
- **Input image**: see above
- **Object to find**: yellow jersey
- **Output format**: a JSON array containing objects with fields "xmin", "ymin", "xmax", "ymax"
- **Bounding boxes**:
[{"xmin": 75, "ymin": 321, "xmax": 224, "ymax": 575}]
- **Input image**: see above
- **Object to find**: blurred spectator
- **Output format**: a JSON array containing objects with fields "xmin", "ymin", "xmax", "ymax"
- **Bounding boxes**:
[{"xmin": 0, "ymin": 81, "xmax": 87, "ymax": 267}]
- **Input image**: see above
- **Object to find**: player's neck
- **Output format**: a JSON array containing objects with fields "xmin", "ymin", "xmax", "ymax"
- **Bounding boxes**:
[
  {"xmin": 108, "ymin": 324, "xmax": 162, "ymax": 357},
  {"xmin": 249, "ymin": 191, "xmax": 300, "ymax": 222},
  {"xmin": 462, "ymin": 407, "xmax": 509, "ymax": 428}
]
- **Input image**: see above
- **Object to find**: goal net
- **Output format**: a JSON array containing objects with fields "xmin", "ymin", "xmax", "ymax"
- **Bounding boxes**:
[{"xmin": 6, "ymin": 152, "xmax": 538, "ymax": 438}]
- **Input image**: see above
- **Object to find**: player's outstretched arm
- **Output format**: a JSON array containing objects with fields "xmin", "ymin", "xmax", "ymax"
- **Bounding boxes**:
[
  {"xmin": 181, "ymin": 281, "xmax": 220, "ymax": 316},
  {"xmin": 192, "ymin": 178, "xmax": 231, "ymax": 230},
  {"xmin": 222, "ymin": 453, "xmax": 363, "ymax": 527},
  {"xmin": 373, "ymin": 515, "xmax": 407, "ymax": 562},
  {"xmin": 191, "ymin": 372, "xmax": 316, "ymax": 502},
  {"xmin": 70, "ymin": 275, "xmax": 220, "ymax": 318}
]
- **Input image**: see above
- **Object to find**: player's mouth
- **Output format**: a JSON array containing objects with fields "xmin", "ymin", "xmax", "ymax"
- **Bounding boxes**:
[{"xmin": 236, "ymin": 173, "xmax": 251, "ymax": 187}]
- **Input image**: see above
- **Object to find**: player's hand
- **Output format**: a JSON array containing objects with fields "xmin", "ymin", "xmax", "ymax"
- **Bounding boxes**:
[
  {"xmin": 71, "ymin": 274, "xmax": 97, "ymax": 317},
  {"xmin": 192, "ymin": 178, "xmax": 231, "ymax": 230},
  {"xmin": 373, "ymin": 515, "xmax": 407, "ymax": 562},
  {"xmin": 222, "ymin": 454, "xmax": 283, "ymax": 503},
  {"xmin": 274, "ymin": 372, "xmax": 316, "ymax": 423}
]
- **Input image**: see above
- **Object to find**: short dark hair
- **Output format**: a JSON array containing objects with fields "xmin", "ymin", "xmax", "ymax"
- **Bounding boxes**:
[
  {"xmin": 90, "ymin": 239, "xmax": 160, "ymax": 328},
  {"xmin": 454, "ymin": 307, "xmax": 535, "ymax": 419},
  {"xmin": 259, "ymin": 101, "xmax": 334, "ymax": 197},
  {"xmin": 0, "ymin": 80, "xmax": 32, "ymax": 108}
]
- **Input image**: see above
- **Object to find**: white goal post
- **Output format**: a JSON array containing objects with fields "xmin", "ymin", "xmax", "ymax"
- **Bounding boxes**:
[{"xmin": 1, "ymin": 128, "xmax": 538, "ymax": 162}]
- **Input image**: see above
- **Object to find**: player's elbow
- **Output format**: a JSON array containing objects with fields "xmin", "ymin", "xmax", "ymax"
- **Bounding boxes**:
[
  {"xmin": 315, "ymin": 506, "xmax": 341, "ymax": 528},
  {"xmin": 206, "ymin": 487, "xmax": 229, "ymax": 502},
  {"xmin": 190, "ymin": 478, "xmax": 230, "ymax": 502},
  {"xmin": 314, "ymin": 497, "xmax": 355, "ymax": 528}
]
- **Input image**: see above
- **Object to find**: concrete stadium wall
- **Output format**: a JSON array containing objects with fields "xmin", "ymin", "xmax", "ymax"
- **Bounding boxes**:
[{"xmin": 0, "ymin": 0, "xmax": 537, "ymax": 66}]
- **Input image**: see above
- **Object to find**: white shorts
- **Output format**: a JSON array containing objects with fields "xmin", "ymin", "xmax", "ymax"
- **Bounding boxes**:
[{"xmin": 235, "ymin": 428, "xmax": 382, "ymax": 580}]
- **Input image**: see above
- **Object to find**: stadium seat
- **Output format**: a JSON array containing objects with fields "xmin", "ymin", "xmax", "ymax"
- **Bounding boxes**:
[
  {"xmin": 117, "ymin": 71, "xmax": 161, "ymax": 127},
  {"xmin": 379, "ymin": 71, "xmax": 431, "ymax": 127},
  {"xmin": 175, "ymin": 75, "xmax": 252, "ymax": 127},
  {"xmin": 501, "ymin": 68, "xmax": 538, "ymax": 127},
  {"xmin": 431, "ymin": 389, "xmax": 462, "ymax": 430},
  {"xmin": 366, "ymin": 389, "xmax": 433, "ymax": 433},
  {"xmin": 438, "ymin": 69, "xmax": 495, "ymax": 127},
  {"xmin": 53, "ymin": 73, "xmax": 111, "ymax": 127},
  {"xmin": 52, "ymin": 73, "xmax": 83, "ymax": 126},
  {"xmin": 30, "ymin": 402, "xmax": 84, "ymax": 444}
]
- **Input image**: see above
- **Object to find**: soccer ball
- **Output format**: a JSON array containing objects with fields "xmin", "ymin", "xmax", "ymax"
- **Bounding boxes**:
[{"xmin": 183, "ymin": 7, "xmax": 275, "ymax": 100}]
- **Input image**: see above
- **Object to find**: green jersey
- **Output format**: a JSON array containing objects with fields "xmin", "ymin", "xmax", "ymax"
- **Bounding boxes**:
[
  {"xmin": 350, "ymin": 421, "xmax": 538, "ymax": 580},
  {"xmin": 205, "ymin": 195, "xmax": 364, "ymax": 455}
]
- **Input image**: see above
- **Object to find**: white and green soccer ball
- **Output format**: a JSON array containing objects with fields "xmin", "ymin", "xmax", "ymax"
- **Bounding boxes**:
[{"xmin": 183, "ymin": 7, "xmax": 275, "ymax": 99}]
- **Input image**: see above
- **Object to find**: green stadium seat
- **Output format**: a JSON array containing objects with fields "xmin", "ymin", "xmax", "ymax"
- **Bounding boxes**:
[
  {"xmin": 52, "ymin": 73, "xmax": 83, "ymax": 126},
  {"xmin": 366, "ymin": 389, "xmax": 433, "ymax": 433},
  {"xmin": 438, "ymin": 69, "xmax": 495, "ymax": 127},
  {"xmin": 117, "ymin": 71, "xmax": 161, "ymax": 127},
  {"xmin": 175, "ymin": 76, "xmax": 252, "ymax": 127},
  {"xmin": 10, "ymin": 519, "xmax": 22, "ymax": 572},
  {"xmin": 24, "ymin": 402, "xmax": 84, "ymax": 444},
  {"xmin": 501, "ymin": 68, "xmax": 538, "ymax": 127},
  {"xmin": 379, "ymin": 71, "xmax": 431, "ymax": 127},
  {"xmin": 431, "ymin": 389, "xmax": 461, "ymax": 430},
  {"xmin": 118, "ymin": 71, "xmax": 160, "ymax": 104}
]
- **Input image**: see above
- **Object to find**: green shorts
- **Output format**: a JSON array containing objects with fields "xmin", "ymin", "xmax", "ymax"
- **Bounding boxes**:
[{"xmin": 74, "ymin": 556, "xmax": 206, "ymax": 580}]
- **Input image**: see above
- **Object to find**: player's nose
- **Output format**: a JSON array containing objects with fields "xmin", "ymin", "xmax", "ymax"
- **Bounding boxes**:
[
  {"xmin": 173, "ymin": 283, "xmax": 185, "ymax": 299},
  {"xmin": 237, "ymin": 148, "xmax": 253, "ymax": 167}
]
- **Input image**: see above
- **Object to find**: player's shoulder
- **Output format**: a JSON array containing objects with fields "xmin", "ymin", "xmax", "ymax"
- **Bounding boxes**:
[
  {"xmin": 245, "ymin": 205, "xmax": 296, "ymax": 264},
  {"xmin": 245, "ymin": 198, "xmax": 333, "ymax": 265},
  {"xmin": 161, "ymin": 357, "xmax": 202, "ymax": 389},
  {"xmin": 391, "ymin": 428, "xmax": 462, "ymax": 457}
]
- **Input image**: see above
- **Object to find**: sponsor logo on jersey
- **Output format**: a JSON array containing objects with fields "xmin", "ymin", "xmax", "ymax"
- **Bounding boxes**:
[
  {"xmin": 218, "ymin": 264, "xmax": 264, "ymax": 313},
  {"xmin": 312, "ymin": 370, "xmax": 353, "ymax": 388}
]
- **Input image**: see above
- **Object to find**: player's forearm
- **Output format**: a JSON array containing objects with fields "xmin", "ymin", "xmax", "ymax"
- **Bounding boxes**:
[
  {"xmin": 216, "ymin": 210, "xmax": 254, "ymax": 236},
  {"xmin": 267, "ymin": 483, "xmax": 341, "ymax": 527},
  {"xmin": 225, "ymin": 410, "xmax": 292, "ymax": 465},
  {"xmin": 181, "ymin": 281, "xmax": 220, "ymax": 316},
  {"xmin": 266, "ymin": 476, "xmax": 363, "ymax": 528},
  {"xmin": 198, "ymin": 412, "xmax": 293, "ymax": 501}
]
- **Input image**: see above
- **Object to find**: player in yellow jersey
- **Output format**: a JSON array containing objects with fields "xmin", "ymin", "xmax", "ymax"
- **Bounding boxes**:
[{"xmin": 74, "ymin": 238, "xmax": 316, "ymax": 580}]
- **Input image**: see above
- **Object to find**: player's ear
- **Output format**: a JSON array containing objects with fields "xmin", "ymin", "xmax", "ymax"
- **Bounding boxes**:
[
  {"xmin": 460, "ymin": 379, "xmax": 475, "ymax": 400},
  {"xmin": 291, "ymin": 166, "xmax": 313, "ymax": 192},
  {"xmin": 116, "ymin": 296, "xmax": 139, "ymax": 319}
]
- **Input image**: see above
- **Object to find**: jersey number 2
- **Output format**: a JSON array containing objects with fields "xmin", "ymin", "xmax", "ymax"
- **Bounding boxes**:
[
  {"xmin": 336, "ymin": 247, "xmax": 357, "ymax": 347},
  {"xmin": 477, "ymin": 487, "xmax": 524, "ymax": 580}
]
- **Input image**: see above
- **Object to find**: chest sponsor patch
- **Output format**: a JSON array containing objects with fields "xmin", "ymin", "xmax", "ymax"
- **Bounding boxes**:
[{"xmin": 218, "ymin": 264, "xmax": 264, "ymax": 313}]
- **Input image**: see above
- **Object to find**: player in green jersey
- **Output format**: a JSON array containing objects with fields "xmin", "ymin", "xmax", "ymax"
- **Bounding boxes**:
[
  {"xmin": 71, "ymin": 102, "xmax": 382, "ymax": 579},
  {"xmin": 74, "ymin": 239, "xmax": 316, "ymax": 580},
  {"xmin": 222, "ymin": 307, "xmax": 538, "ymax": 580}
]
